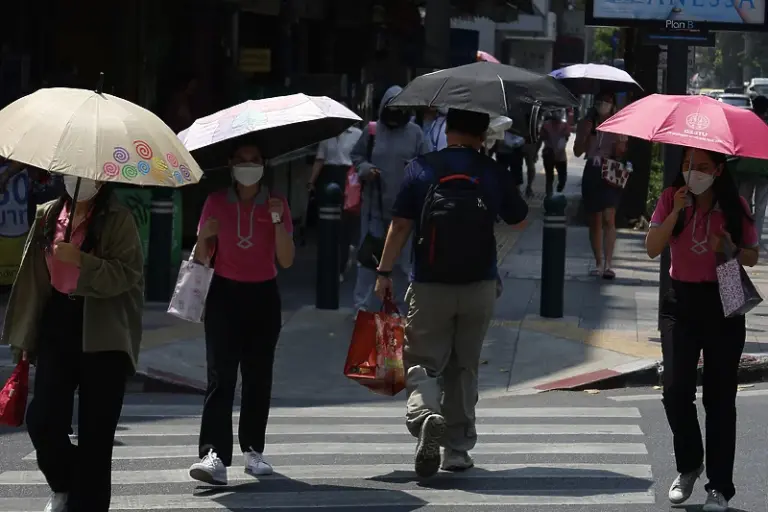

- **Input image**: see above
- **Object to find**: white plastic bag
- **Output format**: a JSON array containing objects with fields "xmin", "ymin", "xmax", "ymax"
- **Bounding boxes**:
[{"xmin": 167, "ymin": 253, "xmax": 214, "ymax": 323}]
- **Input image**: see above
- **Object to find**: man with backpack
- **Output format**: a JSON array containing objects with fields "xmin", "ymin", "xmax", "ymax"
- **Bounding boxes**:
[{"xmin": 373, "ymin": 109, "xmax": 529, "ymax": 478}]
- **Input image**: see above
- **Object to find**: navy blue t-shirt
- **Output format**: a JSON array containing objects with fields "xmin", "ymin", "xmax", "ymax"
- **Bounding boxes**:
[{"xmin": 392, "ymin": 147, "xmax": 528, "ymax": 282}]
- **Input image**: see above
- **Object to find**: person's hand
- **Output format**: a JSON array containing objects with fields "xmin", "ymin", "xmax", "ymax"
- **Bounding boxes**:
[
  {"xmin": 673, "ymin": 186, "xmax": 689, "ymax": 213},
  {"xmin": 375, "ymin": 275, "xmax": 393, "ymax": 301},
  {"xmin": 366, "ymin": 168, "xmax": 381, "ymax": 181},
  {"xmin": 268, "ymin": 197, "xmax": 285, "ymax": 218},
  {"xmin": 306, "ymin": 181, "xmax": 315, "ymax": 192},
  {"xmin": 53, "ymin": 242, "xmax": 81, "ymax": 266},
  {"xmin": 199, "ymin": 218, "xmax": 219, "ymax": 239},
  {"xmin": 710, "ymin": 228, "xmax": 734, "ymax": 254}
]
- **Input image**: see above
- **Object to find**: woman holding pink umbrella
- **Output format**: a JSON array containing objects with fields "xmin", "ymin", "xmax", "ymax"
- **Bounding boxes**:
[{"xmin": 600, "ymin": 94, "xmax": 768, "ymax": 511}]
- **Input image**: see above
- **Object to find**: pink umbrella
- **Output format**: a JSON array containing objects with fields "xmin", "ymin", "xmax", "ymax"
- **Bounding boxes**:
[
  {"xmin": 597, "ymin": 94, "xmax": 768, "ymax": 159},
  {"xmin": 476, "ymin": 51, "xmax": 500, "ymax": 64}
]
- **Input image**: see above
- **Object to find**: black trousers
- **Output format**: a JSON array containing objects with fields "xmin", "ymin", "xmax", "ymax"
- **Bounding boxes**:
[
  {"xmin": 660, "ymin": 280, "xmax": 745, "ymax": 501},
  {"xmin": 199, "ymin": 275, "xmax": 282, "ymax": 466},
  {"xmin": 26, "ymin": 290, "xmax": 130, "ymax": 512},
  {"xmin": 542, "ymin": 150, "xmax": 567, "ymax": 197}
]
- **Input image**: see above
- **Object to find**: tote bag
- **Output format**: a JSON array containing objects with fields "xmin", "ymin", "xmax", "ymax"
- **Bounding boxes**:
[
  {"xmin": 167, "ymin": 246, "xmax": 215, "ymax": 323},
  {"xmin": 716, "ymin": 247, "xmax": 763, "ymax": 317}
]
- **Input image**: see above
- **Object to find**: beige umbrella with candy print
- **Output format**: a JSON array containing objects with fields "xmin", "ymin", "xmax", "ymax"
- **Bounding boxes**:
[{"xmin": 0, "ymin": 79, "xmax": 203, "ymax": 189}]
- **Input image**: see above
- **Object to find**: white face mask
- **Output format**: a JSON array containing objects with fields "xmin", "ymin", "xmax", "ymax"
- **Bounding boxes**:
[
  {"xmin": 685, "ymin": 170, "xmax": 716, "ymax": 195},
  {"xmin": 64, "ymin": 176, "xmax": 100, "ymax": 202},
  {"xmin": 232, "ymin": 163, "xmax": 264, "ymax": 186},
  {"xmin": 597, "ymin": 102, "xmax": 612, "ymax": 116}
]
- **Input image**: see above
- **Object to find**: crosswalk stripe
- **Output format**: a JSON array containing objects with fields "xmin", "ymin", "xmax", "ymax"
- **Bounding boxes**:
[
  {"xmin": 117, "ymin": 405, "xmax": 642, "ymax": 418},
  {"xmin": 23, "ymin": 442, "xmax": 648, "ymax": 461},
  {"xmin": 0, "ymin": 463, "xmax": 654, "ymax": 485},
  {"xmin": 0, "ymin": 489, "xmax": 657, "ymax": 509},
  {"xmin": 107, "ymin": 423, "xmax": 644, "ymax": 437}
]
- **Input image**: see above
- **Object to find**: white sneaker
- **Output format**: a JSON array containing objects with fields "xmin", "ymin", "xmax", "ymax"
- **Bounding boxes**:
[
  {"xmin": 668, "ymin": 465, "xmax": 704, "ymax": 504},
  {"xmin": 43, "ymin": 493, "xmax": 67, "ymax": 512},
  {"xmin": 244, "ymin": 448, "xmax": 273, "ymax": 476},
  {"xmin": 702, "ymin": 489, "xmax": 729, "ymax": 512},
  {"xmin": 189, "ymin": 449, "xmax": 228, "ymax": 485}
]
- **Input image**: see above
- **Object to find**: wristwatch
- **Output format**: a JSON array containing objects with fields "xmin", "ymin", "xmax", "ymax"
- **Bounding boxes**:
[{"xmin": 376, "ymin": 269, "xmax": 392, "ymax": 278}]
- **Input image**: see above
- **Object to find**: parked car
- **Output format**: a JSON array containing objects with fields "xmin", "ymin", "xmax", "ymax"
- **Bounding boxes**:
[
  {"xmin": 718, "ymin": 93, "xmax": 752, "ymax": 109},
  {"xmin": 746, "ymin": 78, "xmax": 768, "ymax": 99}
]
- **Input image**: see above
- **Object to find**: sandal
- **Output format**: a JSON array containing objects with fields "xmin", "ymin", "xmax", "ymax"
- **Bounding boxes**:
[
  {"xmin": 588, "ymin": 263, "xmax": 602, "ymax": 277},
  {"xmin": 602, "ymin": 268, "xmax": 616, "ymax": 280}
]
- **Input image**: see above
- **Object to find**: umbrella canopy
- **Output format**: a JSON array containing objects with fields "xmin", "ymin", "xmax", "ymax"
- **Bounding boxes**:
[
  {"xmin": 597, "ymin": 94, "xmax": 768, "ymax": 159},
  {"xmin": 0, "ymin": 87, "xmax": 203, "ymax": 187},
  {"xmin": 178, "ymin": 94, "xmax": 362, "ymax": 160},
  {"xmin": 388, "ymin": 62, "xmax": 578, "ymax": 117},
  {"xmin": 476, "ymin": 51, "xmax": 500, "ymax": 64},
  {"xmin": 550, "ymin": 64, "xmax": 642, "ymax": 95}
]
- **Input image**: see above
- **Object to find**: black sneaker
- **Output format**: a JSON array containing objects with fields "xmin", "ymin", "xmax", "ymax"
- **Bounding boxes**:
[{"xmin": 414, "ymin": 414, "xmax": 446, "ymax": 478}]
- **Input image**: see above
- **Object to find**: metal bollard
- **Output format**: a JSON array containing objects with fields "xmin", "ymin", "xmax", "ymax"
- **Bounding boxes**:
[
  {"xmin": 146, "ymin": 188, "xmax": 175, "ymax": 302},
  {"xmin": 316, "ymin": 182, "xmax": 343, "ymax": 310},
  {"xmin": 540, "ymin": 194, "xmax": 567, "ymax": 318}
]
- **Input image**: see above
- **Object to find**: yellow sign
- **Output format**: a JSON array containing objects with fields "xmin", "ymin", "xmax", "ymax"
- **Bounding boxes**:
[{"xmin": 239, "ymin": 48, "xmax": 271, "ymax": 74}]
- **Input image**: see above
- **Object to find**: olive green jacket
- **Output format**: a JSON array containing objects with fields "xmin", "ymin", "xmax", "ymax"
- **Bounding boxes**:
[{"xmin": 0, "ymin": 197, "xmax": 145, "ymax": 372}]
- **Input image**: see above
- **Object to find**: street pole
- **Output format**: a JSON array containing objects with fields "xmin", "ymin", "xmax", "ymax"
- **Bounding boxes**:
[
  {"xmin": 658, "ymin": 41, "xmax": 688, "ymax": 329},
  {"xmin": 147, "ymin": 188, "xmax": 175, "ymax": 302}
]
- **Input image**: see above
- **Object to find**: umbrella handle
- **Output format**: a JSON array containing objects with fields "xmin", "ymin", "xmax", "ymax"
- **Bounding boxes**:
[{"xmin": 63, "ymin": 178, "xmax": 81, "ymax": 243}]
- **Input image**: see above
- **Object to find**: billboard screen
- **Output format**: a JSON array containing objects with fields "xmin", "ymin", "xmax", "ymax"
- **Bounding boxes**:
[{"xmin": 586, "ymin": 0, "xmax": 766, "ymax": 30}]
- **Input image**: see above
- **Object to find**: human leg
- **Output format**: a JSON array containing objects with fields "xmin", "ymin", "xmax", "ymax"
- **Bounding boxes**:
[
  {"xmin": 701, "ymin": 312, "xmax": 745, "ymax": 503},
  {"xmin": 602, "ymin": 208, "xmax": 617, "ymax": 279},
  {"xmin": 239, "ymin": 279, "xmax": 282, "ymax": 476},
  {"xmin": 555, "ymin": 160, "xmax": 567, "ymax": 192},
  {"xmin": 403, "ymin": 283, "xmax": 458, "ymax": 477},
  {"xmin": 751, "ymin": 179, "xmax": 768, "ymax": 245},
  {"xmin": 660, "ymin": 282, "xmax": 706, "ymax": 504},
  {"xmin": 193, "ymin": 276, "xmax": 242, "ymax": 484},
  {"xmin": 542, "ymin": 151, "xmax": 555, "ymax": 197},
  {"xmin": 67, "ymin": 352, "xmax": 129, "ymax": 512},
  {"xmin": 441, "ymin": 280, "xmax": 496, "ymax": 469}
]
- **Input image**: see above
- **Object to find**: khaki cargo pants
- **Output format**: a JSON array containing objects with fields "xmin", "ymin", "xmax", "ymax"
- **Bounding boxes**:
[{"xmin": 403, "ymin": 280, "xmax": 496, "ymax": 452}]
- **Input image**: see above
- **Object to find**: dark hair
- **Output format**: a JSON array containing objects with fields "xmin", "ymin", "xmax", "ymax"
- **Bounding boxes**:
[
  {"xmin": 41, "ymin": 184, "xmax": 114, "ymax": 255},
  {"xmin": 445, "ymin": 109, "xmax": 490, "ymax": 137},
  {"xmin": 671, "ymin": 150, "xmax": 752, "ymax": 246},
  {"xmin": 752, "ymin": 95, "xmax": 768, "ymax": 116}
]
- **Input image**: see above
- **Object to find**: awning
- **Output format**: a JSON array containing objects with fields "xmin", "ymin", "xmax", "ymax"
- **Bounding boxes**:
[{"xmin": 412, "ymin": 0, "xmax": 536, "ymax": 19}]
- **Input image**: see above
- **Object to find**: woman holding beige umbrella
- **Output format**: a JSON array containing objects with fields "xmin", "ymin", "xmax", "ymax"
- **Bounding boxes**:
[{"xmin": 0, "ymin": 84, "xmax": 203, "ymax": 512}]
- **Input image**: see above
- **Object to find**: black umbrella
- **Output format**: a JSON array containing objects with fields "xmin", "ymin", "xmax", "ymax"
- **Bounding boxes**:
[{"xmin": 388, "ymin": 62, "xmax": 578, "ymax": 117}]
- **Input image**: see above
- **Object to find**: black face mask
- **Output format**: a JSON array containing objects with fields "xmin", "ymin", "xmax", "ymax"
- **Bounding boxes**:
[{"xmin": 380, "ymin": 108, "xmax": 409, "ymax": 128}]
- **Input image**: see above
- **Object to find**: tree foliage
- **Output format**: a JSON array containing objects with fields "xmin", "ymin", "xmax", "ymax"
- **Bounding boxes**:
[{"xmin": 590, "ymin": 28, "xmax": 618, "ymax": 63}]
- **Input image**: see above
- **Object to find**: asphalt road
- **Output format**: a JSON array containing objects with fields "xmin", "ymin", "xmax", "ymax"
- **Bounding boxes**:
[{"xmin": 0, "ymin": 388, "xmax": 765, "ymax": 511}]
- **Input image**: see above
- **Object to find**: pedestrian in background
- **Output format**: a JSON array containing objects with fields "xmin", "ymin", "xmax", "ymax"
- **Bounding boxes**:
[
  {"xmin": 538, "ymin": 108, "xmax": 570, "ymax": 197},
  {"xmin": 732, "ymin": 95, "xmax": 768, "ymax": 249},
  {"xmin": 574, "ymin": 91, "xmax": 627, "ymax": 279},
  {"xmin": 422, "ymin": 107, "xmax": 448, "ymax": 152},
  {"xmin": 308, "ymin": 108, "xmax": 363, "ymax": 281},
  {"xmin": 373, "ymin": 109, "xmax": 528, "ymax": 478},
  {"xmin": 350, "ymin": 85, "xmax": 429, "ymax": 313},
  {"xmin": 646, "ymin": 148, "xmax": 757, "ymax": 512},
  {"xmin": 1, "ymin": 174, "xmax": 144, "ymax": 512},
  {"xmin": 189, "ymin": 142, "xmax": 294, "ymax": 486}
]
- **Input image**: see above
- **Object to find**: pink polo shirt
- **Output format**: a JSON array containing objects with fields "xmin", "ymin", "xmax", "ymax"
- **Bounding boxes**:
[
  {"xmin": 45, "ymin": 204, "xmax": 87, "ymax": 294},
  {"xmin": 198, "ymin": 188, "xmax": 293, "ymax": 283},
  {"xmin": 651, "ymin": 187, "xmax": 758, "ymax": 283}
]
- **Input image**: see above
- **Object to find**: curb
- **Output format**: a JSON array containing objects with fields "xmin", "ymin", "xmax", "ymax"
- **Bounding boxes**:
[{"xmin": 535, "ymin": 353, "xmax": 768, "ymax": 392}]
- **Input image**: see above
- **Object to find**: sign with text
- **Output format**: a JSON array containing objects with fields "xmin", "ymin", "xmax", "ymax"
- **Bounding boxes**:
[
  {"xmin": 0, "ymin": 167, "xmax": 29, "ymax": 286},
  {"xmin": 586, "ymin": 0, "xmax": 766, "ymax": 31}
]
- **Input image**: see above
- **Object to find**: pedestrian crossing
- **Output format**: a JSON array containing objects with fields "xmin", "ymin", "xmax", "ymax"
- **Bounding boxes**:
[{"xmin": 0, "ymin": 402, "xmax": 656, "ymax": 510}]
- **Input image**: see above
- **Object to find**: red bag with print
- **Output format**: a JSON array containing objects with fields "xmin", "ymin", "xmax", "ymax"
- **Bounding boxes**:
[
  {"xmin": 343, "ymin": 298, "xmax": 405, "ymax": 396},
  {"xmin": 344, "ymin": 167, "xmax": 362, "ymax": 214},
  {"xmin": 0, "ymin": 358, "xmax": 30, "ymax": 427}
]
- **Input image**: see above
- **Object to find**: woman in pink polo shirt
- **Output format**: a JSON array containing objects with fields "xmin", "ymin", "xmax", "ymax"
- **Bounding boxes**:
[
  {"xmin": 188, "ymin": 143, "xmax": 294, "ymax": 486},
  {"xmin": 647, "ymin": 148, "xmax": 758, "ymax": 511}
]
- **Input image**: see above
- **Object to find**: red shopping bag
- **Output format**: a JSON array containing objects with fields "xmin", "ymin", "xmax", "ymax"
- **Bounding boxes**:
[
  {"xmin": 0, "ymin": 358, "xmax": 30, "ymax": 427},
  {"xmin": 343, "ymin": 299, "xmax": 405, "ymax": 396},
  {"xmin": 343, "ymin": 166, "xmax": 362, "ymax": 214}
]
